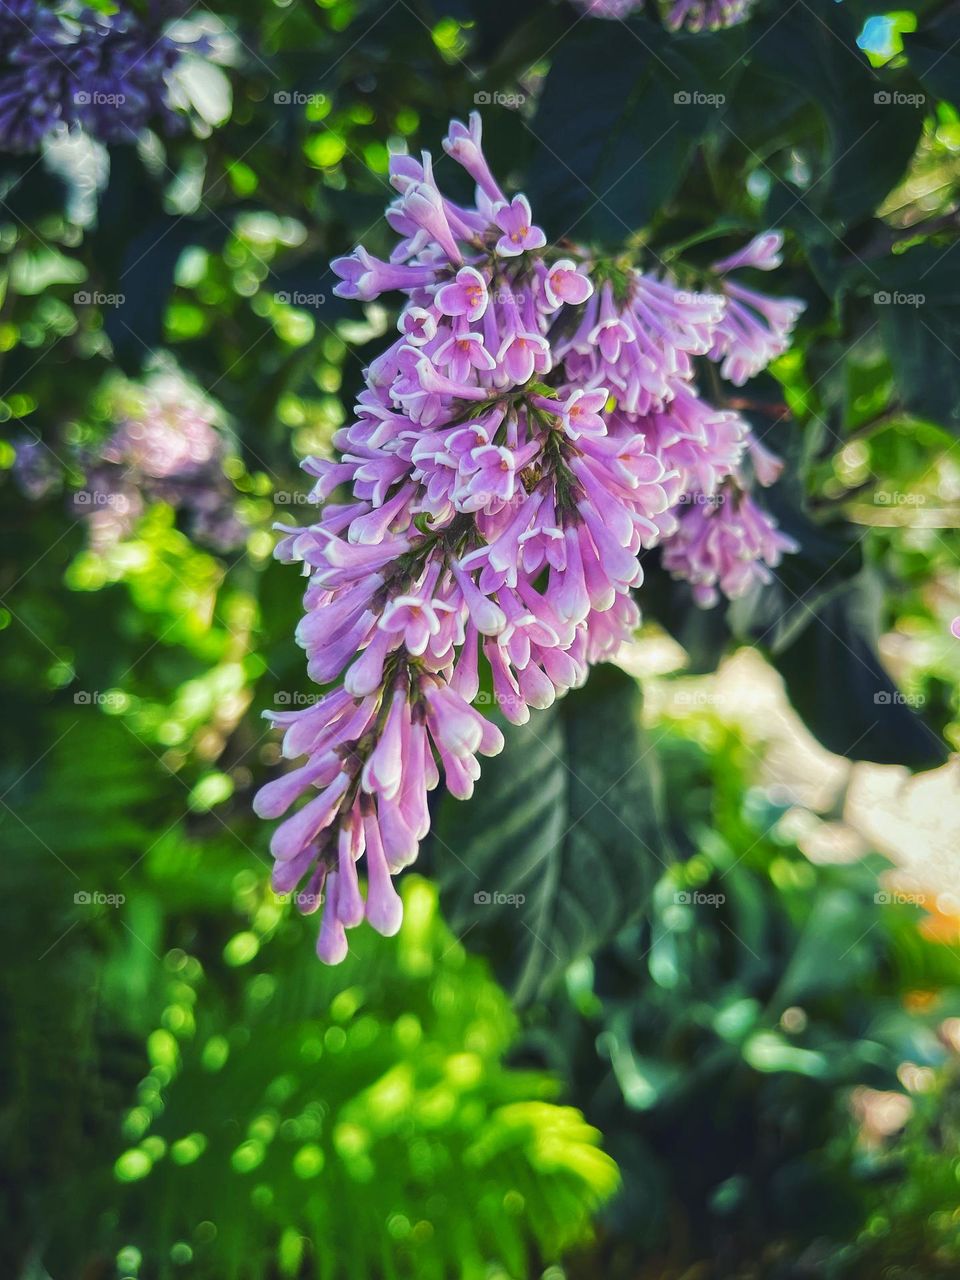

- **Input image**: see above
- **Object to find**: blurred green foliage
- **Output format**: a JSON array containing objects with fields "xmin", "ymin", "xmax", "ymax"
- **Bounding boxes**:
[
  {"xmin": 110, "ymin": 877, "xmax": 619, "ymax": 1280},
  {"xmin": 533, "ymin": 718, "xmax": 960, "ymax": 1278}
]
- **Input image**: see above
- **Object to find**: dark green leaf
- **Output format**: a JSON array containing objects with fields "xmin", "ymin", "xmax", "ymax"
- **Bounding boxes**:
[
  {"xmin": 526, "ymin": 17, "xmax": 739, "ymax": 245},
  {"xmin": 771, "ymin": 570, "xmax": 947, "ymax": 766},
  {"xmin": 729, "ymin": 492, "xmax": 864, "ymax": 654},
  {"xmin": 433, "ymin": 665, "xmax": 669, "ymax": 1001},
  {"xmin": 104, "ymin": 216, "xmax": 230, "ymax": 373},
  {"xmin": 870, "ymin": 242, "xmax": 960, "ymax": 429},
  {"xmin": 745, "ymin": 0, "xmax": 924, "ymax": 226},
  {"xmin": 907, "ymin": 10, "xmax": 960, "ymax": 107}
]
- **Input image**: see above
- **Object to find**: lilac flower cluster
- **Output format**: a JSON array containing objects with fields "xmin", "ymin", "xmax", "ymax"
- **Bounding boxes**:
[
  {"xmin": 662, "ymin": 0, "xmax": 754, "ymax": 32},
  {"xmin": 573, "ymin": 0, "xmax": 755, "ymax": 30},
  {"xmin": 257, "ymin": 112, "xmax": 803, "ymax": 962},
  {"xmin": 574, "ymin": 0, "xmax": 638, "ymax": 16},
  {"xmin": 0, "ymin": 0, "xmax": 195, "ymax": 153},
  {"xmin": 12, "ymin": 373, "xmax": 246, "ymax": 553}
]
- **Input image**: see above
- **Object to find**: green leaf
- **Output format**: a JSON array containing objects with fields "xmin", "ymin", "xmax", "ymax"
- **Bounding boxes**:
[
  {"xmin": 770, "ymin": 570, "xmax": 947, "ymax": 766},
  {"xmin": 104, "ymin": 215, "xmax": 229, "ymax": 374},
  {"xmin": 870, "ymin": 241, "xmax": 960, "ymax": 430},
  {"xmin": 745, "ymin": 0, "xmax": 924, "ymax": 226},
  {"xmin": 641, "ymin": 556, "xmax": 733, "ymax": 675},
  {"xmin": 906, "ymin": 9, "xmax": 960, "ymax": 107},
  {"xmin": 728, "ymin": 493, "xmax": 865, "ymax": 655},
  {"xmin": 433, "ymin": 665, "xmax": 670, "ymax": 1001},
  {"xmin": 526, "ymin": 17, "xmax": 740, "ymax": 245}
]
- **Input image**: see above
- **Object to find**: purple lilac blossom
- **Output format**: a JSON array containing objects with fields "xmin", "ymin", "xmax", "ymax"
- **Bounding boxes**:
[
  {"xmin": 257, "ymin": 112, "xmax": 805, "ymax": 962},
  {"xmin": 0, "ymin": 2, "xmax": 197, "ymax": 153},
  {"xmin": 708, "ymin": 231, "xmax": 806, "ymax": 386},
  {"xmin": 96, "ymin": 375, "xmax": 245, "ymax": 552},
  {"xmin": 663, "ymin": 0, "xmax": 754, "ymax": 31},
  {"xmin": 11, "ymin": 435, "xmax": 61, "ymax": 500},
  {"xmin": 662, "ymin": 490, "xmax": 798, "ymax": 607},
  {"xmin": 572, "ymin": 0, "xmax": 639, "ymax": 15},
  {"xmin": 572, "ymin": 0, "xmax": 754, "ymax": 27},
  {"xmin": 13, "ymin": 374, "xmax": 245, "ymax": 554}
]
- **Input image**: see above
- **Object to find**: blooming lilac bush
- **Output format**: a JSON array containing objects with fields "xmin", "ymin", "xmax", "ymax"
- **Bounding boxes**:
[
  {"xmin": 257, "ymin": 113, "xmax": 803, "ymax": 961},
  {"xmin": 13, "ymin": 372, "xmax": 246, "ymax": 553},
  {"xmin": 0, "ymin": 0, "xmax": 199, "ymax": 152}
]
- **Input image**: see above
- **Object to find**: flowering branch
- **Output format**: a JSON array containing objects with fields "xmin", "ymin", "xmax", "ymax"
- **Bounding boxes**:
[{"xmin": 256, "ymin": 112, "xmax": 804, "ymax": 962}]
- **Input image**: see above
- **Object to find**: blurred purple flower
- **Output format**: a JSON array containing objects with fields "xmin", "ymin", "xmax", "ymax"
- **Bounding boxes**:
[
  {"xmin": 571, "ymin": 0, "xmax": 754, "ymax": 27},
  {"xmin": 0, "ymin": 2, "xmax": 202, "ymax": 152},
  {"xmin": 12, "ymin": 372, "xmax": 246, "ymax": 555}
]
